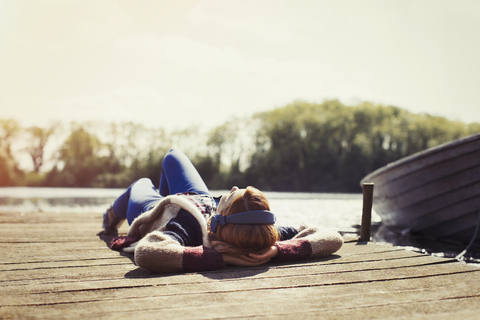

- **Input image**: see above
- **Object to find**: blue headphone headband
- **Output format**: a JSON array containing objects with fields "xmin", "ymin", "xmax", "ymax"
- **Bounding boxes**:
[{"xmin": 210, "ymin": 210, "xmax": 276, "ymax": 233}]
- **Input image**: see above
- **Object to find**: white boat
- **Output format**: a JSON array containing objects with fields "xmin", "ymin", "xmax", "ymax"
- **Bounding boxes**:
[{"xmin": 360, "ymin": 133, "xmax": 480, "ymax": 244}]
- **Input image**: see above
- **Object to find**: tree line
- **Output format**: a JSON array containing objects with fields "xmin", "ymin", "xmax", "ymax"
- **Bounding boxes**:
[{"xmin": 1, "ymin": 100, "xmax": 479, "ymax": 192}]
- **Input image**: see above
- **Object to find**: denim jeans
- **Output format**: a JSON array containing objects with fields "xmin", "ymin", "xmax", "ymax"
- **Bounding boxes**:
[{"xmin": 112, "ymin": 149, "xmax": 210, "ymax": 225}]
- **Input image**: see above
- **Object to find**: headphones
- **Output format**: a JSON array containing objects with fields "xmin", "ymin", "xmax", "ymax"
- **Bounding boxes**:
[{"xmin": 209, "ymin": 210, "xmax": 276, "ymax": 233}]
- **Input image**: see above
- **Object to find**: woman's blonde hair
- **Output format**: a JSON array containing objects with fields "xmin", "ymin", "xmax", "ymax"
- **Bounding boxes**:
[{"xmin": 209, "ymin": 186, "xmax": 279, "ymax": 256}]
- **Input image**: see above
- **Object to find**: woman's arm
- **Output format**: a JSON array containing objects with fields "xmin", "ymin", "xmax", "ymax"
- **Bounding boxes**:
[
  {"xmin": 222, "ymin": 253, "xmax": 272, "ymax": 267},
  {"xmin": 134, "ymin": 231, "xmax": 225, "ymax": 273},
  {"xmin": 230, "ymin": 226, "xmax": 343, "ymax": 265},
  {"xmin": 274, "ymin": 225, "xmax": 343, "ymax": 262},
  {"xmin": 245, "ymin": 226, "xmax": 343, "ymax": 264}
]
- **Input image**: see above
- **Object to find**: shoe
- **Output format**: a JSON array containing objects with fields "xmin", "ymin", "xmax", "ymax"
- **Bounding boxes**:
[{"xmin": 102, "ymin": 206, "xmax": 125, "ymax": 236}]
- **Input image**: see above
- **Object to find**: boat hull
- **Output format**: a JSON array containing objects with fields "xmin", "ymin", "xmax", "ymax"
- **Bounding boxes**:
[{"xmin": 360, "ymin": 133, "xmax": 480, "ymax": 244}]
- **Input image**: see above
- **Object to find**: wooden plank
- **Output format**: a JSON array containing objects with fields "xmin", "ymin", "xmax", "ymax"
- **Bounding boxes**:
[
  {"xmin": 3, "ymin": 263, "xmax": 479, "ymax": 308},
  {"xmin": 0, "ymin": 242, "xmax": 415, "ymax": 270},
  {"xmin": 1, "ymin": 210, "xmax": 480, "ymax": 320},
  {"xmin": 373, "ymin": 149, "xmax": 480, "ymax": 196},
  {"xmin": 0, "ymin": 252, "xmax": 455, "ymax": 296},
  {"xmin": 0, "ymin": 245, "xmax": 433, "ymax": 284},
  {"xmin": 2, "ymin": 253, "xmax": 477, "ymax": 309},
  {"xmin": 2, "ymin": 273, "xmax": 480, "ymax": 319}
]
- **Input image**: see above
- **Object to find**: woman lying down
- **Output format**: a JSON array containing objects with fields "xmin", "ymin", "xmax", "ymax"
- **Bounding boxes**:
[{"xmin": 102, "ymin": 149, "xmax": 343, "ymax": 274}]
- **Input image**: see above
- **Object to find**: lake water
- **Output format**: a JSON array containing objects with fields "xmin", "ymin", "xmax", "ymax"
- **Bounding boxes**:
[{"xmin": 0, "ymin": 187, "xmax": 374, "ymax": 234}]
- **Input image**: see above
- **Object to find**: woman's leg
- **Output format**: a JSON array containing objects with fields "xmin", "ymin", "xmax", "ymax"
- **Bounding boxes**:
[
  {"xmin": 112, "ymin": 178, "xmax": 162, "ymax": 225},
  {"xmin": 159, "ymin": 148, "xmax": 210, "ymax": 196}
]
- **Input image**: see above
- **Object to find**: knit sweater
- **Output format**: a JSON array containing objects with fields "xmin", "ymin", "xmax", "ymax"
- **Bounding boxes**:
[{"xmin": 111, "ymin": 194, "xmax": 344, "ymax": 274}]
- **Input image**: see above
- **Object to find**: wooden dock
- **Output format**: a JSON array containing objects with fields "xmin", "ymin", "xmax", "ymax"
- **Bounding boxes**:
[{"xmin": 1, "ymin": 210, "xmax": 480, "ymax": 319}]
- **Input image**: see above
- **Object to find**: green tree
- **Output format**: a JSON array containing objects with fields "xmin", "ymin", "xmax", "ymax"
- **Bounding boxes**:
[
  {"xmin": 0, "ymin": 119, "xmax": 23, "ymax": 186},
  {"xmin": 245, "ymin": 100, "xmax": 480, "ymax": 192},
  {"xmin": 54, "ymin": 123, "xmax": 110, "ymax": 187},
  {"xmin": 25, "ymin": 123, "xmax": 58, "ymax": 173},
  {"xmin": 3, "ymin": 100, "xmax": 479, "ymax": 190},
  {"xmin": 204, "ymin": 117, "xmax": 258, "ymax": 189}
]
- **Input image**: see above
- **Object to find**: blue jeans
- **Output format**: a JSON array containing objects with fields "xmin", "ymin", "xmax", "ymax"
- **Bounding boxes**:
[{"xmin": 112, "ymin": 149, "xmax": 210, "ymax": 225}]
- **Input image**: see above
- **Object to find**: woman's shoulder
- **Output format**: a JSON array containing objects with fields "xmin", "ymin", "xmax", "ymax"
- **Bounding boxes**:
[{"xmin": 177, "ymin": 193, "xmax": 217, "ymax": 217}]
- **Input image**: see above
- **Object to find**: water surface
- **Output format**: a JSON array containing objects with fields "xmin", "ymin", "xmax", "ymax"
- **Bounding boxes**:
[{"xmin": 0, "ymin": 187, "xmax": 373, "ymax": 234}]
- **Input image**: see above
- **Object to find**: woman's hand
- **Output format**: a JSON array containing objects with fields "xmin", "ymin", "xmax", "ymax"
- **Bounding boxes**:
[
  {"xmin": 222, "ymin": 246, "xmax": 279, "ymax": 267},
  {"xmin": 248, "ymin": 246, "xmax": 279, "ymax": 261},
  {"xmin": 222, "ymin": 254, "xmax": 269, "ymax": 267}
]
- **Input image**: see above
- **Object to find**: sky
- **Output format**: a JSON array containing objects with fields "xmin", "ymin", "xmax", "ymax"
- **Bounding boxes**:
[{"xmin": 1, "ymin": 0, "xmax": 480, "ymax": 131}]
